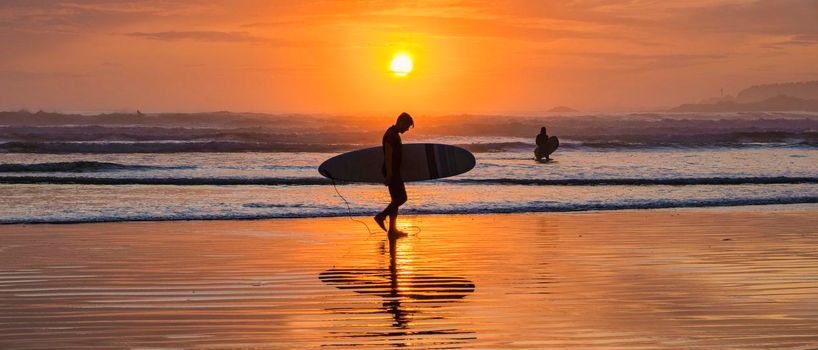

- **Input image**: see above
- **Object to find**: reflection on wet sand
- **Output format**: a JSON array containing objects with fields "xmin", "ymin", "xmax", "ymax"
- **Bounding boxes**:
[
  {"xmin": 319, "ymin": 235, "xmax": 476, "ymax": 345},
  {"xmin": 2, "ymin": 209, "xmax": 818, "ymax": 349}
]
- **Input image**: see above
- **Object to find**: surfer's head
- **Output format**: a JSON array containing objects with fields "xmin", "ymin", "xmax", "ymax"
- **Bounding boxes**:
[
  {"xmin": 396, "ymin": 112, "xmax": 414, "ymax": 133},
  {"xmin": 540, "ymin": 126, "xmax": 547, "ymax": 134}
]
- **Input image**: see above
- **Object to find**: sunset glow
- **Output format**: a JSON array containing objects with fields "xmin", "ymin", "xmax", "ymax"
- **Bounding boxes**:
[{"xmin": 0, "ymin": 1, "xmax": 816, "ymax": 114}]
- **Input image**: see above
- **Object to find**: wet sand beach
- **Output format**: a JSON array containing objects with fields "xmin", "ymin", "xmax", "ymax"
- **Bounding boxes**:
[{"xmin": 2, "ymin": 206, "xmax": 818, "ymax": 349}]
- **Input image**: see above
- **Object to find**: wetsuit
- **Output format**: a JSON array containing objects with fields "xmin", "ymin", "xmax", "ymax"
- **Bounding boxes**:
[
  {"xmin": 536, "ymin": 132, "xmax": 548, "ymax": 148},
  {"xmin": 380, "ymin": 126, "xmax": 407, "ymax": 218}
]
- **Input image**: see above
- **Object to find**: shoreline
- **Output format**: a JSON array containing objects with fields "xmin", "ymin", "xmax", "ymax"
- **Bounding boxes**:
[{"xmin": 3, "ymin": 202, "xmax": 818, "ymax": 226}]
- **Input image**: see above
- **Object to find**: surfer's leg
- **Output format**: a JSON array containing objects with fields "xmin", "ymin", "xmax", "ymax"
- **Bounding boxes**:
[
  {"xmin": 374, "ymin": 214, "xmax": 387, "ymax": 232},
  {"xmin": 375, "ymin": 205, "xmax": 389, "ymax": 232},
  {"xmin": 378, "ymin": 183, "xmax": 397, "ymax": 219},
  {"xmin": 376, "ymin": 180, "xmax": 399, "ymax": 227},
  {"xmin": 385, "ymin": 181, "xmax": 407, "ymax": 231}
]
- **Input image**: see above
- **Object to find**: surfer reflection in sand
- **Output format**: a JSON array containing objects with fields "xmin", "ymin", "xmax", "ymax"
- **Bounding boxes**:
[
  {"xmin": 319, "ymin": 234, "xmax": 476, "ymax": 343},
  {"xmin": 374, "ymin": 112, "xmax": 414, "ymax": 236}
]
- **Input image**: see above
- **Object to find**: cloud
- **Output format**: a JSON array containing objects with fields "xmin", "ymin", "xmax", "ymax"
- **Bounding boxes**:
[
  {"xmin": 657, "ymin": 0, "xmax": 818, "ymax": 37},
  {"xmin": 125, "ymin": 31, "xmax": 286, "ymax": 45},
  {"xmin": 543, "ymin": 51, "xmax": 729, "ymax": 71},
  {"xmin": 240, "ymin": 20, "xmax": 297, "ymax": 28},
  {"xmin": 239, "ymin": 66, "xmax": 313, "ymax": 73},
  {"xmin": 0, "ymin": 1, "xmax": 214, "ymax": 34},
  {"xmin": 0, "ymin": 69, "xmax": 89, "ymax": 81},
  {"xmin": 762, "ymin": 34, "xmax": 818, "ymax": 49},
  {"xmin": 59, "ymin": 1, "xmax": 216, "ymax": 16},
  {"xmin": 444, "ymin": 1, "xmax": 818, "ymax": 48}
]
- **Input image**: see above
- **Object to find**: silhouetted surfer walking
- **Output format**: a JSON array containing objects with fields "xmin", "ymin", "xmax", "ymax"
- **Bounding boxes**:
[{"xmin": 374, "ymin": 112, "xmax": 414, "ymax": 236}]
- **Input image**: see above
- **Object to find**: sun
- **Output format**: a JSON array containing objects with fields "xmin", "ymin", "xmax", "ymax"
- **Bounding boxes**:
[{"xmin": 389, "ymin": 53, "xmax": 413, "ymax": 77}]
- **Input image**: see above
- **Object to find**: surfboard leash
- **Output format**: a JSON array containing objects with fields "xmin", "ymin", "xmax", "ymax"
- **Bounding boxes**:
[
  {"xmin": 325, "ymin": 171, "xmax": 420, "ymax": 237},
  {"xmin": 328, "ymin": 177, "xmax": 376, "ymax": 235}
]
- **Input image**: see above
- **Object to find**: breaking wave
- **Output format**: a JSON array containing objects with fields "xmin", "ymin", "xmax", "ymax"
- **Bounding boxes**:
[
  {"xmin": 0, "ymin": 141, "xmax": 351, "ymax": 154},
  {"xmin": 3, "ymin": 196, "xmax": 817, "ymax": 224},
  {"xmin": 1, "ymin": 176, "xmax": 817, "ymax": 186},
  {"xmin": 0, "ymin": 161, "xmax": 191, "ymax": 173},
  {"xmin": 1, "ymin": 131, "xmax": 816, "ymax": 154}
]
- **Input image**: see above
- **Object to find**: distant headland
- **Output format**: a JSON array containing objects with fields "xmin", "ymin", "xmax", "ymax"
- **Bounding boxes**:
[{"xmin": 671, "ymin": 81, "xmax": 818, "ymax": 112}]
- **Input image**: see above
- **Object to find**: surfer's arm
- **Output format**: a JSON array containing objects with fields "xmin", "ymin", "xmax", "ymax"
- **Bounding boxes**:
[{"xmin": 384, "ymin": 142, "xmax": 394, "ymax": 184}]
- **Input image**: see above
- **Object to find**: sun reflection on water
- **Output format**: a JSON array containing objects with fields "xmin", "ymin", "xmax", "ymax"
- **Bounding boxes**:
[{"xmin": 319, "ymin": 233, "xmax": 475, "ymax": 345}]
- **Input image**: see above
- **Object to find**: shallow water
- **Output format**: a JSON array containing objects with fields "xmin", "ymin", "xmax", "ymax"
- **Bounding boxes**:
[
  {"xmin": 1, "ymin": 209, "xmax": 817, "ymax": 349},
  {"xmin": 1, "ymin": 146, "xmax": 817, "ymax": 223}
]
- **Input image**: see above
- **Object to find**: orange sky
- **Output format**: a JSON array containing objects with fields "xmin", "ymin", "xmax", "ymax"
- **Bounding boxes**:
[{"xmin": 1, "ymin": 0, "xmax": 817, "ymax": 114}]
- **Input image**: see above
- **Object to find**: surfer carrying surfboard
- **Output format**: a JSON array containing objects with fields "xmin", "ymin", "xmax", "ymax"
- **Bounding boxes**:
[{"xmin": 374, "ymin": 112, "xmax": 414, "ymax": 236}]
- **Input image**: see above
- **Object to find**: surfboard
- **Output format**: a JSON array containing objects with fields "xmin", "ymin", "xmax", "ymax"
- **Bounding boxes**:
[
  {"xmin": 318, "ymin": 143, "xmax": 476, "ymax": 183},
  {"xmin": 534, "ymin": 136, "xmax": 559, "ymax": 161}
]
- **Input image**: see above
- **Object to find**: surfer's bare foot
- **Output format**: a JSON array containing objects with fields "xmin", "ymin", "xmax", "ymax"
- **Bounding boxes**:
[
  {"xmin": 374, "ymin": 215, "xmax": 387, "ymax": 232},
  {"xmin": 388, "ymin": 229, "xmax": 409, "ymax": 238}
]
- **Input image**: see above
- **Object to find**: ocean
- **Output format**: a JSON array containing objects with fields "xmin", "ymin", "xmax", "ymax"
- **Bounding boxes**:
[{"xmin": 1, "ymin": 112, "xmax": 816, "ymax": 224}]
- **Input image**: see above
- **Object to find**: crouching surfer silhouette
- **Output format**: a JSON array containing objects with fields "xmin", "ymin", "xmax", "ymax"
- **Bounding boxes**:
[
  {"xmin": 374, "ymin": 112, "xmax": 414, "ymax": 236},
  {"xmin": 534, "ymin": 126, "xmax": 559, "ymax": 161}
]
